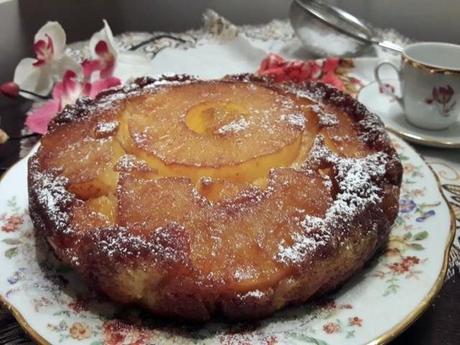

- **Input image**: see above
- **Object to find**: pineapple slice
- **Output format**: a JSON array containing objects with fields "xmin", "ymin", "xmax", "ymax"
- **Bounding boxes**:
[
  {"xmin": 117, "ymin": 81, "xmax": 312, "ymax": 185},
  {"xmin": 71, "ymin": 195, "xmax": 117, "ymax": 231},
  {"xmin": 39, "ymin": 115, "xmax": 125, "ymax": 199}
]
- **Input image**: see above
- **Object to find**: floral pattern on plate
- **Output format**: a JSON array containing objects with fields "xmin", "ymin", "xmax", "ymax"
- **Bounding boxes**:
[{"xmin": 0, "ymin": 134, "xmax": 454, "ymax": 345}]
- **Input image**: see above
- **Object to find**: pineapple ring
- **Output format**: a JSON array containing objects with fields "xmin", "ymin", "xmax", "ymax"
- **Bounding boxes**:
[{"xmin": 116, "ymin": 81, "xmax": 315, "ymax": 184}]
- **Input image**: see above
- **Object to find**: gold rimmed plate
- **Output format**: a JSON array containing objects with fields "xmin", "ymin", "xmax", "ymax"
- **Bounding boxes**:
[
  {"xmin": 0, "ymin": 134, "xmax": 455, "ymax": 345},
  {"xmin": 358, "ymin": 79, "xmax": 460, "ymax": 149}
]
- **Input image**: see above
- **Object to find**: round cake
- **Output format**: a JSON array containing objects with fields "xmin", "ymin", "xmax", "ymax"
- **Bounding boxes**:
[{"xmin": 28, "ymin": 75, "xmax": 402, "ymax": 321}]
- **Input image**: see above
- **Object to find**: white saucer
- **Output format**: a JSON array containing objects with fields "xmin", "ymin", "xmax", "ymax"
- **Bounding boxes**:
[{"xmin": 357, "ymin": 79, "xmax": 460, "ymax": 148}]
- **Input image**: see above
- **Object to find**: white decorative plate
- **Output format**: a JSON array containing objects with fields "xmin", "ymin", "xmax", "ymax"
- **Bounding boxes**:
[
  {"xmin": 0, "ymin": 134, "xmax": 455, "ymax": 345},
  {"xmin": 357, "ymin": 79, "xmax": 460, "ymax": 148}
]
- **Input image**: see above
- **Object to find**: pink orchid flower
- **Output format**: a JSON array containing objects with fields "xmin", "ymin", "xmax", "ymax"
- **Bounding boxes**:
[
  {"xmin": 23, "ymin": 19, "xmax": 151, "ymax": 134},
  {"xmin": 26, "ymin": 69, "xmax": 120, "ymax": 134},
  {"xmin": 13, "ymin": 22, "xmax": 80, "ymax": 98}
]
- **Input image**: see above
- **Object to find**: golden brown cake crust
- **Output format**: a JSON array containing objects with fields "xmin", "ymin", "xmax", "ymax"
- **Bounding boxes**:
[{"xmin": 28, "ymin": 74, "xmax": 402, "ymax": 321}]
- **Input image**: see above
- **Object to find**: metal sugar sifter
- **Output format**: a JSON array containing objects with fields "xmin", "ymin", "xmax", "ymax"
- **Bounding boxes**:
[{"xmin": 290, "ymin": 0, "xmax": 403, "ymax": 56}]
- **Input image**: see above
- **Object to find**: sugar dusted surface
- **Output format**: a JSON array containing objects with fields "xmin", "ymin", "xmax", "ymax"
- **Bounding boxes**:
[
  {"xmin": 29, "ymin": 160, "xmax": 75, "ymax": 235},
  {"xmin": 238, "ymin": 289, "xmax": 266, "ymax": 299},
  {"xmin": 216, "ymin": 117, "xmax": 249, "ymax": 134},
  {"xmin": 95, "ymin": 120, "xmax": 119, "ymax": 136},
  {"xmin": 277, "ymin": 144, "xmax": 389, "ymax": 265},
  {"xmin": 29, "ymin": 75, "xmax": 402, "ymax": 321},
  {"xmin": 280, "ymin": 113, "xmax": 306, "ymax": 129},
  {"xmin": 115, "ymin": 154, "xmax": 150, "ymax": 172}
]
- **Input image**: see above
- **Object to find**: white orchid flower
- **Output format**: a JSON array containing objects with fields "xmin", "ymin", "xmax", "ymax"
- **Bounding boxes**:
[
  {"xmin": 13, "ymin": 21, "xmax": 80, "ymax": 98},
  {"xmin": 89, "ymin": 19, "xmax": 153, "ymax": 82}
]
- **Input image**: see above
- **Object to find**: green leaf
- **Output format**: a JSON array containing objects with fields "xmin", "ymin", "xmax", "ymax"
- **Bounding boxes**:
[
  {"xmin": 409, "ymin": 243, "xmax": 424, "ymax": 251},
  {"xmin": 413, "ymin": 231, "xmax": 428, "ymax": 241},
  {"xmin": 53, "ymin": 310, "xmax": 71, "ymax": 317},
  {"xmin": 90, "ymin": 341, "xmax": 103, "ymax": 345},
  {"xmin": 5, "ymin": 247, "xmax": 18, "ymax": 258},
  {"xmin": 2, "ymin": 238, "xmax": 21, "ymax": 245},
  {"xmin": 58, "ymin": 320, "xmax": 68, "ymax": 330},
  {"xmin": 7, "ymin": 197, "xmax": 16, "ymax": 208},
  {"xmin": 403, "ymin": 232, "xmax": 412, "ymax": 240},
  {"xmin": 346, "ymin": 330, "xmax": 355, "ymax": 338}
]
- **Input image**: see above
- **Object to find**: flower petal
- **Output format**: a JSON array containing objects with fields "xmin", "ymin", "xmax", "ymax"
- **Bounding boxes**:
[
  {"xmin": 86, "ymin": 76, "xmax": 121, "ymax": 98},
  {"xmin": 51, "ymin": 55, "xmax": 82, "ymax": 80},
  {"xmin": 321, "ymin": 72, "xmax": 344, "ymax": 91},
  {"xmin": 55, "ymin": 70, "xmax": 83, "ymax": 107},
  {"xmin": 310, "ymin": 62, "xmax": 322, "ymax": 79},
  {"xmin": 95, "ymin": 40, "xmax": 110, "ymax": 55},
  {"xmin": 258, "ymin": 66, "xmax": 287, "ymax": 82},
  {"xmin": 13, "ymin": 58, "xmax": 54, "ymax": 98},
  {"xmin": 35, "ymin": 21, "xmax": 67, "ymax": 59},
  {"xmin": 322, "ymin": 58, "xmax": 340, "ymax": 74},
  {"xmin": 89, "ymin": 19, "xmax": 118, "ymax": 60},
  {"xmin": 25, "ymin": 100, "xmax": 60, "ymax": 134},
  {"xmin": 81, "ymin": 59, "xmax": 101, "ymax": 80},
  {"xmin": 258, "ymin": 53, "xmax": 286, "ymax": 72},
  {"xmin": 33, "ymin": 39, "xmax": 51, "ymax": 65}
]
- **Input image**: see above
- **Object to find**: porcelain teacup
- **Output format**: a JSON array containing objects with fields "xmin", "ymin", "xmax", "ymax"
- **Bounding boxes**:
[{"xmin": 375, "ymin": 42, "xmax": 460, "ymax": 130}]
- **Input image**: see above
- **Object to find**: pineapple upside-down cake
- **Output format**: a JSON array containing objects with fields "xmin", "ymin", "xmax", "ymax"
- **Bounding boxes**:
[{"xmin": 28, "ymin": 74, "xmax": 402, "ymax": 321}]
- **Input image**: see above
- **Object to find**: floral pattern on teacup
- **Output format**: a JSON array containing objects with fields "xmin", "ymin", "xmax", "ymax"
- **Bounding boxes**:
[
  {"xmin": 378, "ymin": 82, "xmax": 397, "ymax": 103},
  {"xmin": 425, "ymin": 85, "xmax": 456, "ymax": 116}
]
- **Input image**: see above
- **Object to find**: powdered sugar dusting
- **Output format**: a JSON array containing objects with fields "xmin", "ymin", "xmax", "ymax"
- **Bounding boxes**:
[
  {"xmin": 97, "ymin": 228, "xmax": 152, "ymax": 258},
  {"xmin": 277, "ymin": 138, "xmax": 389, "ymax": 265},
  {"xmin": 238, "ymin": 289, "xmax": 266, "ymax": 299},
  {"xmin": 280, "ymin": 113, "xmax": 306, "ymax": 128},
  {"xmin": 308, "ymin": 104, "xmax": 338, "ymax": 127},
  {"xmin": 318, "ymin": 112, "xmax": 339, "ymax": 127},
  {"xmin": 200, "ymin": 176, "xmax": 214, "ymax": 186},
  {"xmin": 233, "ymin": 267, "xmax": 257, "ymax": 281},
  {"xmin": 216, "ymin": 118, "xmax": 249, "ymax": 134},
  {"xmin": 300, "ymin": 215, "xmax": 325, "ymax": 230},
  {"xmin": 115, "ymin": 154, "xmax": 150, "ymax": 172},
  {"xmin": 97, "ymin": 224, "xmax": 188, "ymax": 264},
  {"xmin": 31, "ymin": 167, "xmax": 75, "ymax": 234},
  {"xmin": 94, "ymin": 120, "xmax": 119, "ymax": 137},
  {"xmin": 277, "ymin": 230, "xmax": 329, "ymax": 265}
]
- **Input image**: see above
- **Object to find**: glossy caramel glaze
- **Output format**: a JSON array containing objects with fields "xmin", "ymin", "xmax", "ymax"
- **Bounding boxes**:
[{"xmin": 28, "ymin": 75, "xmax": 402, "ymax": 321}]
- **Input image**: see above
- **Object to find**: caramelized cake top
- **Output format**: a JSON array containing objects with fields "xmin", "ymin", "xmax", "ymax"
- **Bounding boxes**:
[{"xmin": 28, "ymin": 75, "xmax": 402, "ymax": 320}]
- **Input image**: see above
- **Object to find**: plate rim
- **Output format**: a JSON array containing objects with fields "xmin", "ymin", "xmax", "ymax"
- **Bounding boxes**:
[
  {"xmin": 0, "ymin": 137, "xmax": 456, "ymax": 345},
  {"xmin": 367, "ymin": 137, "xmax": 456, "ymax": 344},
  {"xmin": 357, "ymin": 79, "xmax": 460, "ymax": 149},
  {"xmin": 0, "ymin": 157, "xmax": 53, "ymax": 345}
]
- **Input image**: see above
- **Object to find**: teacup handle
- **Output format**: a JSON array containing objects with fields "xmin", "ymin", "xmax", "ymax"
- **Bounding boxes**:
[{"xmin": 374, "ymin": 61, "xmax": 404, "ymax": 107}]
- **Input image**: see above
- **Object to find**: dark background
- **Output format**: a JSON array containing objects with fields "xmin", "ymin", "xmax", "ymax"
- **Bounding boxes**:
[{"xmin": 1, "ymin": 0, "xmax": 460, "ymax": 82}]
